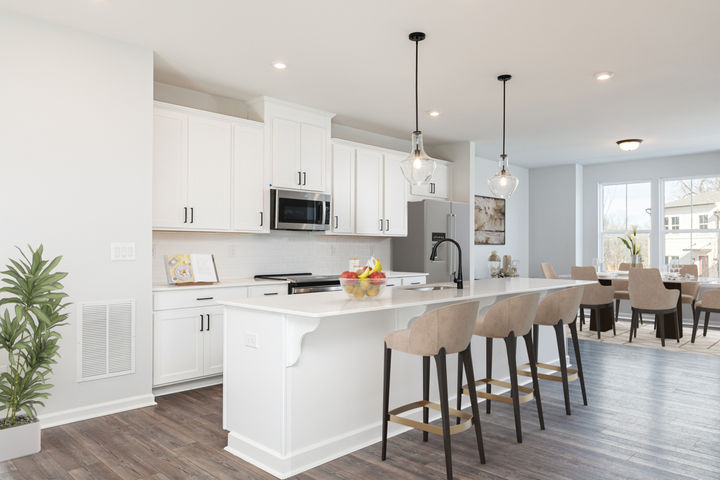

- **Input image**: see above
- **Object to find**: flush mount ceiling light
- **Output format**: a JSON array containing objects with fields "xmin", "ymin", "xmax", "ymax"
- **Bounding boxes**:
[
  {"xmin": 595, "ymin": 71, "xmax": 614, "ymax": 81},
  {"xmin": 400, "ymin": 32, "xmax": 437, "ymax": 186},
  {"xmin": 272, "ymin": 62, "xmax": 287, "ymax": 70},
  {"xmin": 617, "ymin": 138, "xmax": 643, "ymax": 151},
  {"xmin": 428, "ymin": 110, "xmax": 440, "ymax": 117},
  {"xmin": 488, "ymin": 74, "xmax": 520, "ymax": 198}
]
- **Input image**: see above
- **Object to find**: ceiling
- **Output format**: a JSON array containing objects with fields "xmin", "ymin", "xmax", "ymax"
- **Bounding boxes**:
[{"xmin": 3, "ymin": 0, "xmax": 720, "ymax": 168}]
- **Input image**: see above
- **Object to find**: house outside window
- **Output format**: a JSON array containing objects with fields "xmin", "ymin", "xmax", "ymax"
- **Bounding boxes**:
[{"xmin": 600, "ymin": 182, "xmax": 651, "ymax": 271}]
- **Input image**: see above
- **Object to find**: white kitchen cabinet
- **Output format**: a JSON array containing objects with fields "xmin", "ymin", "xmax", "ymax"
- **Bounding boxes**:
[
  {"xmin": 355, "ymin": 148, "xmax": 384, "ymax": 235},
  {"xmin": 382, "ymin": 152, "xmax": 408, "ymax": 236},
  {"xmin": 232, "ymin": 122, "xmax": 266, "ymax": 232},
  {"xmin": 153, "ymin": 308, "xmax": 205, "ymax": 385},
  {"xmin": 153, "ymin": 109, "xmax": 189, "ymax": 229},
  {"xmin": 330, "ymin": 143, "xmax": 355, "ymax": 233},
  {"xmin": 271, "ymin": 117, "xmax": 302, "ymax": 189},
  {"xmin": 411, "ymin": 162, "xmax": 450, "ymax": 199},
  {"xmin": 202, "ymin": 306, "xmax": 225, "ymax": 377},
  {"xmin": 401, "ymin": 275, "xmax": 427, "ymax": 286},
  {"xmin": 300, "ymin": 123, "xmax": 326, "ymax": 191},
  {"xmin": 187, "ymin": 116, "xmax": 232, "ymax": 230}
]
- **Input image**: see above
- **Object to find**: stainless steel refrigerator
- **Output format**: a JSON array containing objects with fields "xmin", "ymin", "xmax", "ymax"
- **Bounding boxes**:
[{"xmin": 391, "ymin": 200, "xmax": 470, "ymax": 284}]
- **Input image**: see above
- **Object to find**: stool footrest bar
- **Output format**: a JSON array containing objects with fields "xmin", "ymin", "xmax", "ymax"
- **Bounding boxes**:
[
  {"xmin": 462, "ymin": 378, "xmax": 535, "ymax": 404},
  {"xmin": 517, "ymin": 362, "xmax": 578, "ymax": 382},
  {"xmin": 388, "ymin": 400, "xmax": 473, "ymax": 436}
]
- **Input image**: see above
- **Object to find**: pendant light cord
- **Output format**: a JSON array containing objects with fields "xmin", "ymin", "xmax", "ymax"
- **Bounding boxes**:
[
  {"xmin": 502, "ymin": 78, "xmax": 506, "ymax": 158},
  {"xmin": 415, "ymin": 39, "xmax": 419, "ymax": 133}
]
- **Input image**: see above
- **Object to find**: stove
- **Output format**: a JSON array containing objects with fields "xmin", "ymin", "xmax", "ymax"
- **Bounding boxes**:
[{"xmin": 254, "ymin": 273, "xmax": 341, "ymax": 295}]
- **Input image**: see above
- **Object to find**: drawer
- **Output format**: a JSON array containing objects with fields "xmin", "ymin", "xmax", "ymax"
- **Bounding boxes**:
[
  {"xmin": 402, "ymin": 276, "xmax": 427, "ymax": 286},
  {"xmin": 385, "ymin": 277, "xmax": 402, "ymax": 287},
  {"xmin": 153, "ymin": 287, "xmax": 248, "ymax": 311},
  {"xmin": 248, "ymin": 284, "xmax": 288, "ymax": 297}
]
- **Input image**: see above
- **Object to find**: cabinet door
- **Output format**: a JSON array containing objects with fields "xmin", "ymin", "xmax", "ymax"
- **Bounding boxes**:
[
  {"xmin": 272, "ymin": 117, "xmax": 302, "ymax": 189},
  {"xmin": 187, "ymin": 116, "xmax": 232, "ymax": 230},
  {"xmin": 203, "ymin": 306, "xmax": 225, "ymax": 377},
  {"xmin": 300, "ymin": 123, "xmax": 326, "ymax": 191},
  {"xmin": 232, "ymin": 123, "xmax": 265, "ymax": 232},
  {"xmin": 355, "ymin": 148, "xmax": 384, "ymax": 235},
  {"xmin": 153, "ymin": 309, "xmax": 204, "ymax": 386},
  {"xmin": 153, "ymin": 109, "xmax": 188, "ymax": 229},
  {"xmin": 410, "ymin": 163, "xmax": 449, "ymax": 199},
  {"xmin": 331, "ymin": 144, "xmax": 355, "ymax": 233},
  {"xmin": 383, "ymin": 152, "xmax": 408, "ymax": 236}
]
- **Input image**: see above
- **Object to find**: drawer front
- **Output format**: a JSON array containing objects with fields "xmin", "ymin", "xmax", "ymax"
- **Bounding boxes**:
[
  {"xmin": 402, "ymin": 276, "xmax": 427, "ymax": 286},
  {"xmin": 248, "ymin": 284, "xmax": 288, "ymax": 297},
  {"xmin": 385, "ymin": 277, "xmax": 402, "ymax": 287},
  {"xmin": 154, "ymin": 287, "xmax": 248, "ymax": 311}
]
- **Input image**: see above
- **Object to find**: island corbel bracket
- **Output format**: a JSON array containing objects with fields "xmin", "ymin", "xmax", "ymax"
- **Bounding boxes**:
[{"xmin": 285, "ymin": 316, "xmax": 321, "ymax": 367}]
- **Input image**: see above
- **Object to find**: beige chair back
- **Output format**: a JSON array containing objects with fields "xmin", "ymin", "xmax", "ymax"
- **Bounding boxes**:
[
  {"xmin": 679, "ymin": 264, "xmax": 698, "ymax": 278},
  {"xmin": 571, "ymin": 266, "xmax": 614, "ymax": 305},
  {"xmin": 474, "ymin": 293, "xmax": 540, "ymax": 338},
  {"xmin": 629, "ymin": 268, "xmax": 679, "ymax": 311},
  {"xmin": 618, "ymin": 263, "xmax": 643, "ymax": 271},
  {"xmin": 540, "ymin": 262, "xmax": 558, "ymax": 279},
  {"xmin": 570, "ymin": 266, "xmax": 598, "ymax": 281},
  {"xmin": 406, "ymin": 301, "xmax": 481, "ymax": 355},
  {"xmin": 534, "ymin": 287, "xmax": 584, "ymax": 326},
  {"xmin": 701, "ymin": 288, "xmax": 720, "ymax": 309}
]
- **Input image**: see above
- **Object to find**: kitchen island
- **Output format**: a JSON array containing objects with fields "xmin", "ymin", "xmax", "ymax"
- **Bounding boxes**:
[{"xmin": 220, "ymin": 278, "xmax": 591, "ymax": 478}]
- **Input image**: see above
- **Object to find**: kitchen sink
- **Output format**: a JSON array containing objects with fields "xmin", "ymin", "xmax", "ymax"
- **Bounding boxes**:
[{"xmin": 403, "ymin": 284, "xmax": 457, "ymax": 292}]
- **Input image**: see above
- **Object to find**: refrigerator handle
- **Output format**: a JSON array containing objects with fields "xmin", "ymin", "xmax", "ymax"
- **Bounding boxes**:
[{"xmin": 447, "ymin": 213, "xmax": 456, "ymax": 276}]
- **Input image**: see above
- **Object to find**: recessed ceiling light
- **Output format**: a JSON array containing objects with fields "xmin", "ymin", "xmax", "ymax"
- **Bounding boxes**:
[
  {"xmin": 428, "ymin": 110, "xmax": 440, "ymax": 117},
  {"xmin": 595, "ymin": 71, "xmax": 614, "ymax": 81},
  {"xmin": 616, "ymin": 139, "xmax": 643, "ymax": 151},
  {"xmin": 272, "ymin": 62, "xmax": 287, "ymax": 70}
]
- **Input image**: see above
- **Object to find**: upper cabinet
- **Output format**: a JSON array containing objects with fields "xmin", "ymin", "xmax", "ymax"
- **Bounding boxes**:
[
  {"xmin": 410, "ymin": 162, "xmax": 450, "ymax": 199},
  {"xmin": 248, "ymin": 97, "xmax": 334, "ymax": 192},
  {"xmin": 152, "ymin": 102, "xmax": 266, "ymax": 233},
  {"xmin": 330, "ymin": 143, "xmax": 355, "ymax": 234},
  {"xmin": 383, "ymin": 152, "xmax": 408, "ymax": 236}
]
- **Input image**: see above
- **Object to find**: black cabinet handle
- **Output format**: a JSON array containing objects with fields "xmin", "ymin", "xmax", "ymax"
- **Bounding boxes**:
[
  {"xmin": 264, "ymin": 292, "xmax": 279, "ymax": 296},
  {"xmin": 259, "ymin": 211, "xmax": 263, "ymax": 226},
  {"xmin": 200, "ymin": 314, "xmax": 204, "ymax": 332},
  {"xmin": 184, "ymin": 207, "xmax": 188, "ymax": 223},
  {"xmin": 302, "ymin": 172, "xmax": 307, "ymax": 185},
  {"xmin": 190, "ymin": 207, "xmax": 194, "ymax": 223},
  {"xmin": 379, "ymin": 219, "xmax": 383, "ymax": 231},
  {"xmin": 335, "ymin": 215, "xmax": 339, "ymax": 229},
  {"xmin": 411, "ymin": 282, "xmax": 421, "ymax": 285},
  {"xmin": 206, "ymin": 313, "xmax": 210, "ymax": 331},
  {"xmin": 298, "ymin": 171, "xmax": 302, "ymax": 185},
  {"xmin": 386, "ymin": 219, "xmax": 390, "ymax": 231},
  {"xmin": 196, "ymin": 296, "xmax": 214, "ymax": 301}
]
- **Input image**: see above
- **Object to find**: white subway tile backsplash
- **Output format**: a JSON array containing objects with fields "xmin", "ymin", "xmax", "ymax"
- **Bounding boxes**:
[{"xmin": 152, "ymin": 231, "xmax": 392, "ymax": 283}]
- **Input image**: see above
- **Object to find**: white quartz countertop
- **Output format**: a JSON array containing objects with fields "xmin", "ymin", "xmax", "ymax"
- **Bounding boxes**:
[
  {"xmin": 219, "ymin": 278, "xmax": 594, "ymax": 318},
  {"xmin": 152, "ymin": 278, "xmax": 289, "ymax": 292}
]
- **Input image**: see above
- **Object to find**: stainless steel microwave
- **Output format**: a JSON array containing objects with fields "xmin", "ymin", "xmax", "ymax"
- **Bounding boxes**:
[{"xmin": 270, "ymin": 189, "xmax": 331, "ymax": 231}]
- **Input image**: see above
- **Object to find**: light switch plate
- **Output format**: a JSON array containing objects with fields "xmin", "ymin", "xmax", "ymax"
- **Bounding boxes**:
[
  {"xmin": 111, "ymin": 242, "xmax": 136, "ymax": 261},
  {"xmin": 245, "ymin": 333, "xmax": 259, "ymax": 349}
]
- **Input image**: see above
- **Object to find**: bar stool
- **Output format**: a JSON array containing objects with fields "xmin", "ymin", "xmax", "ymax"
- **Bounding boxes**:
[
  {"xmin": 692, "ymin": 287, "xmax": 720, "ymax": 343},
  {"xmin": 527, "ymin": 286, "xmax": 587, "ymax": 415},
  {"xmin": 628, "ymin": 268, "xmax": 680, "ymax": 347},
  {"xmin": 382, "ymin": 301, "xmax": 485, "ymax": 480},
  {"xmin": 571, "ymin": 266, "xmax": 615, "ymax": 338},
  {"xmin": 457, "ymin": 293, "xmax": 543, "ymax": 444}
]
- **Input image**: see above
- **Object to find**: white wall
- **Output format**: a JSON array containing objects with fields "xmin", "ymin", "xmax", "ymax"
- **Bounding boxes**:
[
  {"xmin": 0, "ymin": 11, "xmax": 154, "ymax": 425},
  {"xmin": 475, "ymin": 158, "xmax": 529, "ymax": 279}
]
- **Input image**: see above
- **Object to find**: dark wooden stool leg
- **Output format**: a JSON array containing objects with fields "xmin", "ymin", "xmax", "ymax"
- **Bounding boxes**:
[
  {"xmin": 569, "ymin": 320, "xmax": 588, "ymax": 406},
  {"xmin": 533, "ymin": 324, "xmax": 539, "ymax": 363},
  {"xmin": 579, "ymin": 308, "xmax": 584, "ymax": 331},
  {"xmin": 554, "ymin": 321, "xmax": 571, "ymax": 415},
  {"xmin": 692, "ymin": 308, "xmax": 700, "ymax": 343},
  {"xmin": 674, "ymin": 310, "xmax": 681, "ymax": 343},
  {"xmin": 486, "ymin": 337, "xmax": 492, "ymax": 414},
  {"xmin": 703, "ymin": 311, "xmax": 711, "ymax": 336},
  {"xmin": 435, "ymin": 348, "xmax": 453, "ymax": 480},
  {"xmin": 523, "ymin": 332, "xmax": 544, "ymax": 430},
  {"xmin": 462, "ymin": 345, "xmax": 486, "ymax": 464},
  {"xmin": 423, "ymin": 355, "xmax": 430, "ymax": 441},
  {"xmin": 504, "ymin": 333, "xmax": 522, "ymax": 443},
  {"xmin": 381, "ymin": 344, "xmax": 392, "ymax": 460},
  {"xmin": 658, "ymin": 310, "xmax": 666, "ymax": 347},
  {"xmin": 455, "ymin": 352, "xmax": 463, "ymax": 426},
  {"xmin": 629, "ymin": 309, "xmax": 636, "ymax": 343}
]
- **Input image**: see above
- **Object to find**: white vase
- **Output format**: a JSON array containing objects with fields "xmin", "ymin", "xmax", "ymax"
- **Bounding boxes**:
[
  {"xmin": 630, "ymin": 254, "xmax": 641, "ymax": 267},
  {"xmin": 0, "ymin": 420, "xmax": 41, "ymax": 462}
]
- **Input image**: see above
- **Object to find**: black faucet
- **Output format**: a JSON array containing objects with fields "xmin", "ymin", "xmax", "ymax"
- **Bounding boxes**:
[{"xmin": 430, "ymin": 238, "xmax": 463, "ymax": 289}]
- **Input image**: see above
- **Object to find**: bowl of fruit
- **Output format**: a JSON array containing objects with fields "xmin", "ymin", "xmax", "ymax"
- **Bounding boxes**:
[{"xmin": 340, "ymin": 257, "xmax": 387, "ymax": 299}]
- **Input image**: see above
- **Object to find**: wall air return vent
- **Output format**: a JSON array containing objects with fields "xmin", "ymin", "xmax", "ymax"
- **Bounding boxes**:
[{"xmin": 77, "ymin": 299, "xmax": 135, "ymax": 381}]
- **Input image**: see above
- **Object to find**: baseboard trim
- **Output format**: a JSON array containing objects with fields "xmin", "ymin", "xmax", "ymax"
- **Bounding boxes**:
[
  {"xmin": 153, "ymin": 375, "xmax": 223, "ymax": 397},
  {"xmin": 39, "ymin": 393, "xmax": 156, "ymax": 429}
]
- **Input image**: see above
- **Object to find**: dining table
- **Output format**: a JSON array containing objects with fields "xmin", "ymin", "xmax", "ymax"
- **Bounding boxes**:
[{"xmin": 596, "ymin": 272, "xmax": 720, "ymax": 339}]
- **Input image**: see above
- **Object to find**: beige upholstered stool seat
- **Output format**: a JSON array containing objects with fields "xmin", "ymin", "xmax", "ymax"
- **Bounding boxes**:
[
  {"xmin": 524, "ymin": 286, "xmax": 587, "ymax": 415},
  {"xmin": 382, "ymin": 301, "xmax": 485, "ymax": 480},
  {"xmin": 692, "ymin": 288, "xmax": 720, "ymax": 343},
  {"xmin": 629, "ymin": 268, "xmax": 680, "ymax": 347},
  {"xmin": 460, "ymin": 293, "xmax": 543, "ymax": 444}
]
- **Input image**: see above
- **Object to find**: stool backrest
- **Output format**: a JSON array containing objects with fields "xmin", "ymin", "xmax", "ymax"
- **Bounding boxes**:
[
  {"xmin": 534, "ymin": 286, "xmax": 584, "ymax": 326},
  {"xmin": 410, "ymin": 301, "xmax": 480, "ymax": 355},
  {"xmin": 476, "ymin": 293, "xmax": 540, "ymax": 338},
  {"xmin": 629, "ymin": 268, "xmax": 678, "ymax": 311},
  {"xmin": 570, "ymin": 266, "xmax": 598, "ymax": 281},
  {"xmin": 540, "ymin": 262, "xmax": 558, "ymax": 279}
]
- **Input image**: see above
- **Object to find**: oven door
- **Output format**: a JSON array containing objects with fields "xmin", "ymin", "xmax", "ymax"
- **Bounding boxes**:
[{"xmin": 271, "ymin": 189, "xmax": 331, "ymax": 231}]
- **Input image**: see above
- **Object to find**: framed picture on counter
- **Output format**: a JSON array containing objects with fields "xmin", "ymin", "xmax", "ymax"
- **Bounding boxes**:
[{"xmin": 474, "ymin": 195, "xmax": 505, "ymax": 245}]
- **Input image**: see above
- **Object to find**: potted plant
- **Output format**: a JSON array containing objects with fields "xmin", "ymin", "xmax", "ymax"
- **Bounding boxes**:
[
  {"xmin": 619, "ymin": 225, "xmax": 642, "ymax": 267},
  {"xmin": 0, "ymin": 245, "xmax": 68, "ymax": 462}
]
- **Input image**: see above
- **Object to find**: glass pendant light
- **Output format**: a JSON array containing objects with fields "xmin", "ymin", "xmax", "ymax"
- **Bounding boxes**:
[
  {"xmin": 400, "ymin": 32, "xmax": 437, "ymax": 185},
  {"xmin": 488, "ymin": 74, "xmax": 519, "ymax": 198}
]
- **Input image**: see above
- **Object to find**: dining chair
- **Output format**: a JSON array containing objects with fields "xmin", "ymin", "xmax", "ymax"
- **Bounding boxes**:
[
  {"xmin": 692, "ymin": 287, "xmax": 720, "ymax": 342},
  {"xmin": 628, "ymin": 268, "xmax": 680, "ymax": 347},
  {"xmin": 679, "ymin": 264, "xmax": 701, "ymax": 311},
  {"xmin": 540, "ymin": 262, "xmax": 558, "ymax": 279},
  {"xmin": 613, "ymin": 265, "xmax": 644, "ymax": 325},
  {"xmin": 570, "ymin": 266, "xmax": 615, "ymax": 337}
]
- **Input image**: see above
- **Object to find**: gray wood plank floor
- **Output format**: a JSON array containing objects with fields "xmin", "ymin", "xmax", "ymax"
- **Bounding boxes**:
[{"xmin": 2, "ymin": 339, "xmax": 719, "ymax": 479}]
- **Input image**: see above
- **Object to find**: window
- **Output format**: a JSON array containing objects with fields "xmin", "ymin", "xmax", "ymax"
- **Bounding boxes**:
[
  {"xmin": 662, "ymin": 177, "xmax": 720, "ymax": 277},
  {"xmin": 600, "ymin": 182, "xmax": 651, "ymax": 271}
]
